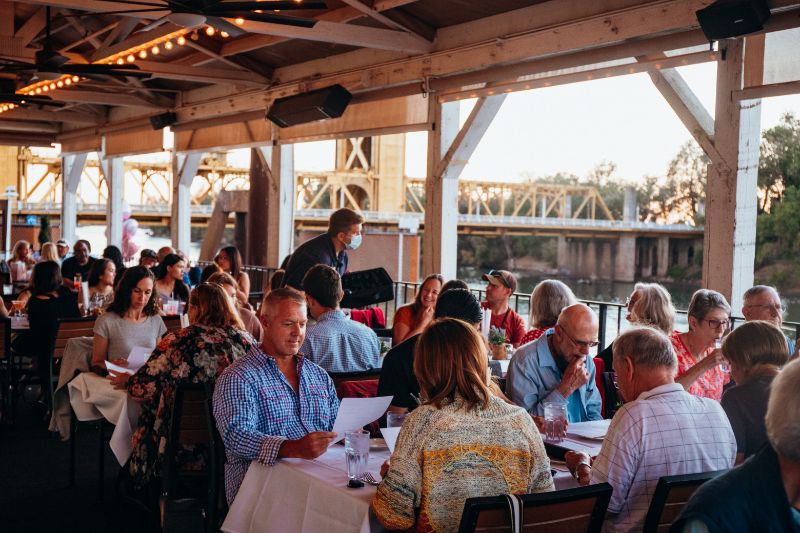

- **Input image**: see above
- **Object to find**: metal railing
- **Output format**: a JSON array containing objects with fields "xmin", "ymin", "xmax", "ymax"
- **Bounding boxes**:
[{"xmin": 207, "ymin": 264, "xmax": 799, "ymax": 351}]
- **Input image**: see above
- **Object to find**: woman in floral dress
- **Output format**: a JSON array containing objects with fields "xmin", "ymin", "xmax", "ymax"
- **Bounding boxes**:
[{"xmin": 110, "ymin": 282, "xmax": 255, "ymax": 489}]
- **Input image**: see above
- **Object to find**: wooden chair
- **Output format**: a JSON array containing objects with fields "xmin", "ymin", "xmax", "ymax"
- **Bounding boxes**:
[
  {"xmin": 642, "ymin": 470, "xmax": 727, "ymax": 533},
  {"xmin": 163, "ymin": 315, "xmax": 183, "ymax": 334},
  {"xmin": 458, "ymin": 483, "xmax": 613, "ymax": 533},
  {"xmin": 53, "ymin": 316, "xmax": 97, "ymax": 359},
  {"xmin": 161, "ymin": 382, "xmax": 227, "ymax": 533},
  {"xmin": 0, "ymin": 318, "xmax": 12, "ymax": 423}
]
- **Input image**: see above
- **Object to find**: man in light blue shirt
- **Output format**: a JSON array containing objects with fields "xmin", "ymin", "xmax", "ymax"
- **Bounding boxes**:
[
  {"xmin": 301, "ymin": 264, "xmax": 380, "ymax": 372},
  {"xmin": 506, "ymin": 303, "xmax": 602, "ymax": 422}
]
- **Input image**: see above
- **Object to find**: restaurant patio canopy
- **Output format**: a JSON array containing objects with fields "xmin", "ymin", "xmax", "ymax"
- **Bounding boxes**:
[{"xmin": 1, "ymin": 0, "xmax": 800, "ymax": 309}]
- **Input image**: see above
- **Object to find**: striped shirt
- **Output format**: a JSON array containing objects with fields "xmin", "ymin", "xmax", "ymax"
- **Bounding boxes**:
[
  {"xmin": 300, "ymin": 309, "xmax": 381, "ymax": 372},
  {"xmin": 590, "ymin": 383, "xmax": 736, "ymax": 533},
  {"xmin": 212, "ymin": 345, "xmax": 339, "ymax": 503}
]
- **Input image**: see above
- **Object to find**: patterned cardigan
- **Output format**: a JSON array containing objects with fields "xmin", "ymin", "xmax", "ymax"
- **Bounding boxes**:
[{"xmin": 372, "ymin": 395, "xmax": 554, "ymax": 533}]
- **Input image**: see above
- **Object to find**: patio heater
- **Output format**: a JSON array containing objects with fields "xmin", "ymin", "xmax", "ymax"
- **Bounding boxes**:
[{"xmin": 3, "ymin": 185, "xmax": 17, "ymax": 260}]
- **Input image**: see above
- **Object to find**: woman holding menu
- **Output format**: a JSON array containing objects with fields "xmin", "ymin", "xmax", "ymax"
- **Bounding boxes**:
[{"xmin": 90, "ymin": 266, "xmax": 166, "ymax": 375}]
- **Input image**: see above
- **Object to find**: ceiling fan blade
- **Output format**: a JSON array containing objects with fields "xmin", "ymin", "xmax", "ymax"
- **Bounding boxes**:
[
  {"xmin": 56, "ymin": 8, "xmax": 169, "ymax": 17},
  {"xmin": 205, "ymin": 16, "xmax": 246, "ymax": 37},
  {"xmin": 137, "ymin": 15, "xmax": 171, "ymax": 32},
  {"xmin": 206, "ymin": 1, "xmax": 327, "ymax": 11},
  {"xmin": 100, "ymin": 0, "xmax": 171, "ymax": 5},
  {"xmin": 220, "ymin": 11, "xmax": 318, "ymax": 27}
]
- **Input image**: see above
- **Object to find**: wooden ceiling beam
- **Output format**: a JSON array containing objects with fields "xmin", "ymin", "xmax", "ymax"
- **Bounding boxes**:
[
  {"xmin": 0, "ymin": 36, "xmax": 37, "ymax": 62},
  {"xmin": 59, "ymin": 21, "xmax": 120, "ymax": 53},
  {"xmin": 48, "ymin": 89, "xmax": 164, "ymax": 108},
  {"xmin": 338, "ymin": 0, "xmax": 434, "ymax": 42},
  {"xmin": 24, "ymin": 0, "xmax": 165, "ymax": 17},
  {"xmin": 2, "ymin": 107, "xmax": 104, "ymax": 124},
  {"xmin": 135, "ymin": 59, "xmax": 269, "ymax": 85},
  {"xmin": 0, "ymin": 1, "xmax": 13, "ymax": 37},
  {"xmin": 90, "ymin": 23, "xmax": 181, "ymax": 62},
  {"xmin": 101, "ymin": 17, "xmax": 139, "ymax": 48},
  {"xmin": 373, "ymin": 0, "xmax": 419, "ymax": 10},
  {"xmin": 15, "ymin": 7, "xmax": 47, "ymax": 46},
  {"xmin": 0, "ymin": 119, "xmax": 59, "ymax": 133},
  {"xmin": 0, "ymin": 132, "xmax": 55, "ymax": 145}
]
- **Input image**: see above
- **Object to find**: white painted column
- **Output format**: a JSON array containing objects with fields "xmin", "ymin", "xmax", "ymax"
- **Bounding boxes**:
[
  {"xmin": 61, "ymin": 152, "xmax": 87, "ymax": 245},
  {"xmin": 703, "ymin": 39, "xmax": 761, "ymax": 312},
  {"xmin": 170, "ymin": 152, "xmax": 202, "ymax": 254},
  {"xmin": 264, "ymin": 143, "xmax": 295, "ymax": 267},
  {"xmin": 100, "ymin": 147, "xmax": 125, "ymax": 248},
  {"xmin": 423, "ymin": 100, "xmax": 460, "ymax": 280}
]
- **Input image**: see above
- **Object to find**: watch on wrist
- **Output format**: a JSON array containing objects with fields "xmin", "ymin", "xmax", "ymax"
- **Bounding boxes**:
[{"xmin": 573, "ymin": 460, "xmax": 591, "ymax": 479}]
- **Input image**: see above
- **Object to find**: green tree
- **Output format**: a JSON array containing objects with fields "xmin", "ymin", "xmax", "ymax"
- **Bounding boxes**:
[{"xmin": 758, "ymin": 112, "xmax": 800, "ymax": 212}]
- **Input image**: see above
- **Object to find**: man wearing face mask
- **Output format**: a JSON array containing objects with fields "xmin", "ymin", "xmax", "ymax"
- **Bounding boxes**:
[{"xmin": 282, "ymin": 208, "xmax": 364, "ymax": 291}]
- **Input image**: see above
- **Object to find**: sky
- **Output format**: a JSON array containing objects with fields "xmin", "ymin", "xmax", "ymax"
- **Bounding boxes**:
[{"xmin": 290, "ymin": 62, "xmax": 800, "ymax": 184}]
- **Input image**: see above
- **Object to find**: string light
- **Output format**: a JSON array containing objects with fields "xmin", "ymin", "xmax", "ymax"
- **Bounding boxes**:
[
  {"xmin": 164, "ymin": 40, "xmax": 173, "ymax": 50},
  {"xmin": 41, "ymin": 85, "xmax": 48, "ymax": 92},
  {"xmin": 64, "ymin": 78, "xmax": 72, "ymax": 86},
  {"xmin": 56, "ymin": 80, "xmax": 64, "ymax": 88},
  {"xmin": 151, "ymin": 45, "xmax": 160, "ymax": 55},
  {"xmin": 205, "ymin": 26, "xmax": 215, "ymax": 36},
  {"xmin": 138, "ymin": 49, "xmax": 148, "ymax": 59},
  {"xmin": 127, "ymin": 54, "xmax": 135, "ymax": 62},
  {"xmin": 190, "ymin": 31, "xmax": 199, "ymax": 41},
  {"xmin": 235, "ymin": 17, "xmax": 245, "ymax": 25},
  {"xmin": 49, "ymin": 83, "xmax": 56, "ymax": 90},
  {"xmin": 220, "ymin": 31, "xmax": 229, "ymax": 38},
  {"xmin": 177, "ymin": 35, "xmax": 186, "ymax": 45}
]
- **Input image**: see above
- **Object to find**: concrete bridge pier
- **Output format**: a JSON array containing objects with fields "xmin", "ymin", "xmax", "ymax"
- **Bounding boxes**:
[{"xmin": 614, "ymin": 236, "xmax": 636, "ymax": 282}]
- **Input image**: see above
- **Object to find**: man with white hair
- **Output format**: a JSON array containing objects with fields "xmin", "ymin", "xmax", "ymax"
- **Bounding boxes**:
[
  {"xmin": 506, "ymin": 303, "xmax": 602, "ymax": 422},
  {"xmin": 742, "ymin": 285, "xmax": 797, "ymax": 357},
  {"xmin": 566, "ymin": 327, "xmax": 736, "ymax": 533},
  {"xmin": 673, "ymin": 358, "xmax": 800, "ymax": 532}
]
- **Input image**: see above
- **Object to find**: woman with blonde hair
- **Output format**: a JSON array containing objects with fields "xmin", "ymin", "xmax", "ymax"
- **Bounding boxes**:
[
  {"xmin": 110, "ymin": 282, "xmax": 254, "ymax": 499},
  {"xmin": 721, "ymin": 320, "xmax": 789, "ymax": 464},
  {"xmin": 521, "ymin": 279, "xmax": 577, "ymax": 345},
  {"xmin": 372, "ymin": 318, "xmax": 554, "ymax": 532},
  {"xmin": 208, "ymin": 271, "xmax": 262, "ymax": 341},
  {"xmin": 39, "ymin": 242, "xmax": 59, "ymax": 263}
]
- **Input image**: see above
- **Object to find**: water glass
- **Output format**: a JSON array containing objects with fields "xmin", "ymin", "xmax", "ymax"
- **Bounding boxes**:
[
  {"xmin": 344, "ymin": 429, "xmax": 370, "ymax": 482},
  {"xmin": 386, "ymin": 412, "xmax": 408, "ymax": 428},
  {"xmin": 543, "ymin": 400, "xmax": 568, "ymax": 443},
  {"xmin": 714, "ymin": 340, "xmax": 730, "ymax": 373}
]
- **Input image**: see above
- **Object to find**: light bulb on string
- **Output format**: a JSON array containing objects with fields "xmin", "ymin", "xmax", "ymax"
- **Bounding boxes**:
[
  {"xmin": 64, "ymin": 78, "xmax": 72, "ymax": 86},
  {"xmin": 205, "ymin": 26, "xmax": 215, "ymax": 36},
  {"xmin": 165, "ymin": 40, "xmax": 173, "ymax": 50},
  {"xmin": 220, "ymin": 31, "xmax": 229, "ymax": 38},
  {"xmin": 56, "ymin": 80, "xmax": 63, "ymax": 88},
  {"xmin": 41, "ymin": 85, "xmax": 48, "ymax": 92},
  {"xmin": 151, "ymin": 45, "xmax": 160, "ymax": 55},
  {"xmin": 127, "ymin": 54, "xmax": 135, "ymax": 62},
  {"xmin": 234, "ymin": 17, "xmax": 245, "ymax": 25},
  {"xmin": 177, "ymin": 35, "xmax": 186, "ymax": 45},
  {"xmin": 190, "ymin": 31, "xmax": 199, "ymax": 40},
  {"xmin": 116, "ymin": 57, "xmax": 124, "ymax": 65},
  {"xmin": 71, "ymin": 75, "xmax": 80, "ymax": 83},
  {"xmin": 138, "ymin": 49, "xmax": 147, "ymax": 59},
  {"xmin": 49, "ymin": 83, "xmax": 56, "ymax": 90}
]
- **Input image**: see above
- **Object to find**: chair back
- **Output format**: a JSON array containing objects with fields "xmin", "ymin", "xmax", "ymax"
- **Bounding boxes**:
[
  {"xmin": 0, "ymin": 317, "xmax": 10, "ymax": 362},
  {"xmin": 328, "ymin": 369, "xmax": 382, "ymax": 391},
  {"xmin": 593, "ymin": 357, "xmax": 605, "ymax": 418},
  {"xmin": 163, "ymin": 315, "xmax": 183, "ymax": 334},
  {"xmin": 459, "ymin": 483, "xmax": 613, "ymax": 533},
  {"xmin": 163, "ymin": 382, "xmax": 226, "ymax": 533},
  {"xmin": 642, "ymin": 470, "xmax": 727, "ymax": 533},
  {"xmin": 54, "ymin": 317, "xmax": 97, "ymax": 359}
]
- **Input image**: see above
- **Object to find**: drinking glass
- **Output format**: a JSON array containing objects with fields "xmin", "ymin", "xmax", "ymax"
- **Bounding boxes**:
[
  {"xmin": 344, "ymin": 429, "xmax": 370, "ymax": 482},
  {"xmin": 386, "ymin": 412, "xmax": 408, "ymax": 428},
  {"xmin": 543, "ymin": 400, "xmax": 568, "ymax": 443},
  {"xmin": 11, "ymin": 300, "xmax": 23, "ymax": 318},
  {"xmin": 715, "ymin": 340, "xmax": 730, "ymax": 373}
]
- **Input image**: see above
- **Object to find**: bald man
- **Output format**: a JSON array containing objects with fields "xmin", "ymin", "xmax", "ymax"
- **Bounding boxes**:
[
  {"xmin": 742, "ymin": 285, "xmax": 796, "ymax": 356},
  {"xmin": 506, "ymin": 303, "xmax": 602, "ymax": 422}
]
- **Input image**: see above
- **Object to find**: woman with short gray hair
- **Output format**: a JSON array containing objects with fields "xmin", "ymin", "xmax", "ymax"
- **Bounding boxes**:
[
  {"xmin": 671, "ymin": 289, "xmax": 731, "ymax": 401},
  {"xmin": 520, "ymin": 279, "xmax": 577, "ymax": 345}
]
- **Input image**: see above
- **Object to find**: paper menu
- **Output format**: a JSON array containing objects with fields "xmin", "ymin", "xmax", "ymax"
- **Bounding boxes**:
[
  {"xmin": 481, "ymin": 309, "xmax": 492, "ymax": 336},
  {"xmin": 81, "ymin": 281, "xmax": 90, "ymax": 311},
  {"xmin": 566, "ymin": 419, "xmax": 611, "ymax": 440},
  {"xmin": 330, "ymin": 396, "xmax": 392, "ymax": 444},
  {"xmin": 380, "ymin": 427, "xmax": 401, "ymax": 453},
  {"xmin": 105, "ymin": 346, "xmax": 152, "ymax": 375}
]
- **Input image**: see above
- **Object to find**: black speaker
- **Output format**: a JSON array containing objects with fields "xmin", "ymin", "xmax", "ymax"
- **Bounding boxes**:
[
  {"xmin": 696, "ymin": 0, "xmax": 770, "ymax": 40},
  {"xmin": 150, "ymin": 111, "xmax": 177, "ymax": 130},
  {"xmin": 266, "ymin": 84, "xmax": 352, "ymax": 128}
]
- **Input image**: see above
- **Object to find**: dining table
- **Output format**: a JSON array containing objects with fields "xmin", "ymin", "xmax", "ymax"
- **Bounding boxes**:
[{"xmin": 222, "ymin": 438, "xmax": 579, "ymax": 533}]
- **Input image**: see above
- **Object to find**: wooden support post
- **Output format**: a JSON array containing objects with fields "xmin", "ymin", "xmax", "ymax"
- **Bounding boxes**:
[
  {"xmin": 424, "ymin": 94, "xmax": 506, "ymax": 279},
  {"xmin": 170, "ymin": 152, "xmax": 202, "ymax": 255},
  {"xmin": 61, "ymin": 153, "xmax": 87, "ymax": 245},
  {"xmin": 703, "ymin": 39, "xmax": 761, "ymax": 312},
  {"xmin": 248, "ymin": 143, "xmax": 294, "ymax": 268},
  {"xmin": 100, "ymin": 147, "xmax": 125, "ymax": 248}
]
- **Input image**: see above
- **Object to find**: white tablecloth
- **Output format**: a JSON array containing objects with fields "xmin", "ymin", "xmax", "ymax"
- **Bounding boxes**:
[
  {"xmin": 67, "ymin": 372, "xmax": 140, "ymax": 465},
  {"xmin": 49, "ymin": 336, "xmax": 94, "ymax": 439},
  {"xmin": 223, "ymin": 445, "xmax": 389, "ymax": 533}
]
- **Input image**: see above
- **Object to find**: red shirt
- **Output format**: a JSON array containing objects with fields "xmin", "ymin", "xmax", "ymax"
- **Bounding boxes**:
[
  {"xmin": 520, "ymin": 327, "xmax": 548, "ymax": 346},
  {"xmin": 670, "ymin": 331, "xmax": 730, "ymax": 401},
  {"xmin": 481, "ymin": 302, "xmax": 526, "ymax": 346}
]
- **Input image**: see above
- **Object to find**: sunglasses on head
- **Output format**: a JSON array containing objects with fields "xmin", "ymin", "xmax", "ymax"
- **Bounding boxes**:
[{"xmin": 488, "ymin": 270, "xmax": 511, "ymax": 289}]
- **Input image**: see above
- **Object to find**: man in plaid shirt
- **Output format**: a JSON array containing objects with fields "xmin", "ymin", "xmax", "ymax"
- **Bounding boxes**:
[{"xmin": 213, "ymin": 288, "xmax": 339, "ymax": 504}]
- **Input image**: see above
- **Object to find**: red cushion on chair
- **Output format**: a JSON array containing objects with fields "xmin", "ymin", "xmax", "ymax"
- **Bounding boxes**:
[
  {"xmin": 593, "ymin": 357, "xmax": 606, "ymax": 418},
  {"xmin": 336, "ymin": 379, "xmax": 380, "ymax": 435},
  {"xmin": 349, "ymin": 308, "xmax": 387, "ymax": 329}
]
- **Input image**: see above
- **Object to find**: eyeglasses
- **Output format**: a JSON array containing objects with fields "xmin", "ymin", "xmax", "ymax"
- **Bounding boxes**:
[
  {"xmin": 488, "ymin": 270, "xmax": 511, "ymax": 289},
  {"xmin": 702, "ymin": 318, "xmax": 731, "ymax": 330},
  {"xmin": 558, "ymin": 325, "xmax": 599, "ymax": 349},
  {"xmin": 745, "ymin": 303, "xmax": 785, "ymax": 314}
]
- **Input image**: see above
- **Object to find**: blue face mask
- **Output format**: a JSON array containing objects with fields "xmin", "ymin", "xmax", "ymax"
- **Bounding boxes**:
[{"xmin": 346, "ymin": 233, "xmax": 362, "ymax": 251}]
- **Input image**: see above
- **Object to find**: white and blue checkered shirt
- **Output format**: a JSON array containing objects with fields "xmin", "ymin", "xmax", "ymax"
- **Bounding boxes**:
[
  {"xmin": 213, "ymin": 344, "xmax": 339, "ymax": 503},
  {"xmin": 301, "ymin": 309, "xmax": 381, "ymax": 373}
]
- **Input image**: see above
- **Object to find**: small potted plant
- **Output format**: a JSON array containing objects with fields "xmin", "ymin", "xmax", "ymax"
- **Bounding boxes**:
[{"xmin": 488, "ymin": 326, "xmax": 508, "ymax": 360}]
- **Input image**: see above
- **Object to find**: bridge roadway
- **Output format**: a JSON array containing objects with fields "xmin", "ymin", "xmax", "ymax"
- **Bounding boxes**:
[{"xmin": 16, "ymin": 203, "xmax": 702, "ymax": 238}]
